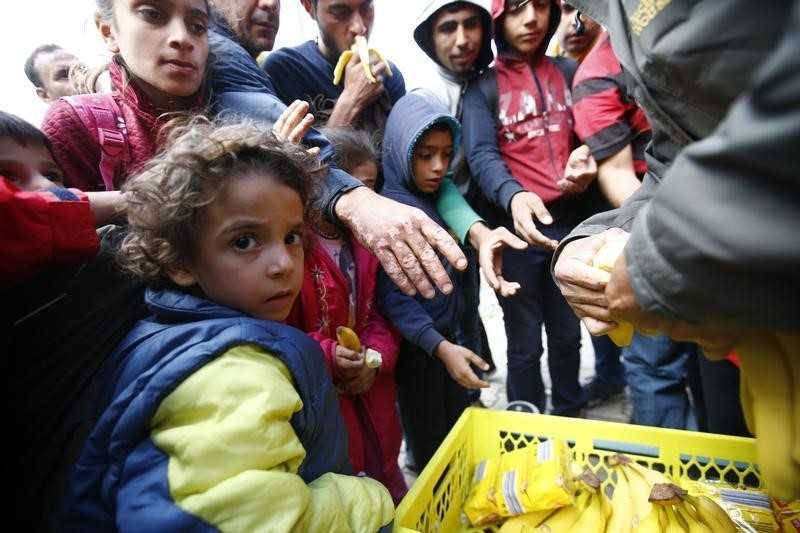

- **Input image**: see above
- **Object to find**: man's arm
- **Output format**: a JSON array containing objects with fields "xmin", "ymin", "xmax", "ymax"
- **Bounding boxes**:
[
  {"xmin": 594, "ymin": 145, "xmax": 641, "ymax": 207},
  {"xmin": 615, "ymin": 2, "xmax": 800, "ymax": 332}
]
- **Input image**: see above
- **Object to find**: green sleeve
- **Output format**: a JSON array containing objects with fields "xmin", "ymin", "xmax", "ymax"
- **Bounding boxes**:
[{"xmin": 436, "ymin": 177, "xmax": 483, "ymax": 244}]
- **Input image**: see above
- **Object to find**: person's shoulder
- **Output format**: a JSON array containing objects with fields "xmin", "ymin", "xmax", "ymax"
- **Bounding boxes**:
[
  {"xmin": 41, "ymin": 97, "xmax": 82, "ymax": 130},
  {"xmin": 264, "ymin": 40, "xmax": 318, "ymax": 66}
]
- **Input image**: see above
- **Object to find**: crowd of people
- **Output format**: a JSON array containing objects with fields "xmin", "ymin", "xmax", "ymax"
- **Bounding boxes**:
[{"xmin": 4, "ymin": 0, "xmax": 798, "ymax": 530}]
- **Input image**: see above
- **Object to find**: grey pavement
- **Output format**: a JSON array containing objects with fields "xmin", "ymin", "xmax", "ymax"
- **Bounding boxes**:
[{"xmin": 399, "ymin": 279, "xmax": 632, "ymax": 488}]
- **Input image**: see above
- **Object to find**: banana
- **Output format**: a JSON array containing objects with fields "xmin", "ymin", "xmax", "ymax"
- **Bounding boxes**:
[
  {"xmin": 621, "ymin": 466, "xmax": 651, "ymax": 530},
  {"xmin": 606, "ymin": 466, "xmax": 634, "ymax": 533},
  {"xmin": 675, "ymin": 501, "xmax": 711, "ymax": 533},
  {"xmin": 497, "ymin": 508, "xmax": 554, "ymax": 532},
  {"xmin": 336, "ymin": 325, "xmax": 362, "ymax": 352},
  {"xmin": 777, "ymin": 334, "xmax": 800, "ymax": 472},
  {"xmin": 683, "ymin": 493, "xmax": 737, "ymax": 533},
  {"xmin": 632, "ymin": 503, "xmax": 662, "ymax": 533},
  {"xmin": 626, "ymin": 460, "xmax": 672, "ymax": 487},
  {"xmin": 736, "ymin": 332, "xmax": 800, "ymax": 500},
  {"xmin": 569, "ymin": 489, "xmax": 608, "ymax": 532},
  {"xmin": 662, "ymin": 505, "xmax": 686, "ymax": 533},
  {"xmin": 331, "ymin": 35, "xmax": 394, "ymax": 85},
  {"xmin": 534, "ymin": 489, "xmax": 590, "ymax": 531},
  {"xmin": 592, "ymin": 239, "xmax": 634, "ymax": 346}
]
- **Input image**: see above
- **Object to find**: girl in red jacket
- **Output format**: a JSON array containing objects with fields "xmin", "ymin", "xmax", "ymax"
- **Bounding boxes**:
[
  {"xmin": 41, "ymin": 0, "xmax": 209, "ymax": 192},
  {"xmin": 288, "ymin": 126, "xmax": 407, "ymax": 503}
]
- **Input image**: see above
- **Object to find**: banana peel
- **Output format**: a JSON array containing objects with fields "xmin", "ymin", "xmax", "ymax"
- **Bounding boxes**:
[
  {"xmin": 592, "ymin": 239, "xmax": 634, "ymax": 346},
  {"xmin": 332, "ymin": 35, "xmax": 393, "ymax": 85}
]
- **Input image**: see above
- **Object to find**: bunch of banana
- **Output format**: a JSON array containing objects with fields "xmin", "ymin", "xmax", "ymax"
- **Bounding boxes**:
[
  {"xmin": 332, "ymin": 35, "xmax": 393, "ymax": 85},
  {"xmin": 637, "ymin": 482, "xmax": 738, "ymax": 533},
  {"xmin": 607, "ymin": 453, "xmax": 672, "ymax": 531},
  {"xmin": 592, "ymin": 239, "xmax": 634, "ymax": 347},
  {"xmin": 335, "ymin": 326, "xmax": 383, "ymax": 368},
  {"xmin": 735, "ymin": 332, "xmax": 800, "ymax": 500}
]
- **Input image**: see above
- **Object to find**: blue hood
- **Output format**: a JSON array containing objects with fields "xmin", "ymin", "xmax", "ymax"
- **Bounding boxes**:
[{"xmin": 380, "ymin": 91, "xmax": 462, "ymax": 226}]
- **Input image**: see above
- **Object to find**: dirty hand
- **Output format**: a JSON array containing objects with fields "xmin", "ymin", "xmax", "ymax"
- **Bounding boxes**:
[
  {"xmin": 605, "ymin": 251, "xmax": 740, "ymax": 359},
  {"xmin": 335, "ymin": 343, "xmax": 366, "ymax": 382},
  {"xmin": 553, "ymin": 228, "xmax": 630, "ymax": 335},
  {"xmin": 435, "ymin": 340, "xmax": 490, "ymax": 389},
  {"xmin": 335, "ymin": 187, "xmax": 467, "ymax": 298}
]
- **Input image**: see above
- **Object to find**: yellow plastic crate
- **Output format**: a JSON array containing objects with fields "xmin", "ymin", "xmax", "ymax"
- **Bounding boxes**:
[{"xmin": 394, "ymin": 408, "xmax": 760, "ymax": 532}]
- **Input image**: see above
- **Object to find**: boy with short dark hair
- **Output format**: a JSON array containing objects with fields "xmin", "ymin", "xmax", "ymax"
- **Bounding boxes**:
[{"xmin": 377, "ymin": 92, "xmax": 490, "ymax": 472}]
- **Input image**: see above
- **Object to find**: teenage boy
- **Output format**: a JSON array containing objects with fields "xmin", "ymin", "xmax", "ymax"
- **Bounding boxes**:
[
  {"xmin": 263, "ymin": 0, "xmax": 405, "ymax": 142},
  {"xmin": 461, "ymin": 0, "xmax": 593, "ymax": 417},
  {"xmin": 377, "ymin": 92, "xmax": 490, "ymax": 472}
]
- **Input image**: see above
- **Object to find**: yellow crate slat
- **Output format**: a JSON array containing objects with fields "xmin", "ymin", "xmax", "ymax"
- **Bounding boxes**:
[{"xmin": 395, "ymin": 408, "xmax": 760, "ymax": 533}]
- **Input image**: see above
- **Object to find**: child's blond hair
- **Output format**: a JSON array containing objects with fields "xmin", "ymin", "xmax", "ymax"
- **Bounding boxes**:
[{"xmin": 118, "ymin": 118, "xmax": 325, "ymax": 285}]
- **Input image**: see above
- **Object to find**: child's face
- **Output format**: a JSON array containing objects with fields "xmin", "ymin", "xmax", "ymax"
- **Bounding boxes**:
[
  {"xmin": 0, "ymin": 138, "xmax": 64, "ymax": 191},
  {"xmin": 502, "ymin": 0, "xmax": 551, "ymax": 61},
  {"xmin": 411, "ymin": 128, "xmax": 453, "ymax": 194},
  {"xmin": 169, "ymin": 171, "xmax": 305, "ymax": 322},
  {"xmin": 349, "ymin": 159, "xmax": 378, "ymax": 190},
  {"xmin": 99, "ymin": 0, "xmax": 209, "ymax": 110}
]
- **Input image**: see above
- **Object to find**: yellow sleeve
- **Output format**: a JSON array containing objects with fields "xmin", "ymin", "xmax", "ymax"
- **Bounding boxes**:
[{"xmin": 151, "ymin": 344, "xmax": 394, "ymax": 532}]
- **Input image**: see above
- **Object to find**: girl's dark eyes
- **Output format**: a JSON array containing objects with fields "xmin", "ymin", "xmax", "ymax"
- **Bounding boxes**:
[
  {"xmin": 139, "ymin": 7, "xmax": 166, "ymax": 22},
  {"xmin": 233, "ymin": 236, "xmax": 258, "ymax": 250},
  {"xmin": 285, "ymin": 232, "xmax": 303, "ymax": 246},
  {"xmin": 189, "ymin": 21, "xmax": 208, "ymax": 34}
]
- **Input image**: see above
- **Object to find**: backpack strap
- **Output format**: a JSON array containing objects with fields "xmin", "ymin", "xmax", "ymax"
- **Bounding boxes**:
[{"xmin": 63, "ymin": 94, "xmax": 129, "ymax": 191}]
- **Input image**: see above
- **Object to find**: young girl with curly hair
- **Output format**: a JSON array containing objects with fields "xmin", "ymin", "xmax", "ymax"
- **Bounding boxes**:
[{"xmin": 61, "ymin": 120, "xmax": 394, "ymax": 532}]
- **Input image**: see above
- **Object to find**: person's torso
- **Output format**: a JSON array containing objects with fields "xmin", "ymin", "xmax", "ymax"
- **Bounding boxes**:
[{"xmin": 494, "ymin": 55, "xmax": 575, "ymax": 203}]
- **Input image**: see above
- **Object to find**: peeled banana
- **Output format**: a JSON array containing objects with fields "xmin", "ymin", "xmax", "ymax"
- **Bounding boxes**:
[
  {"xmin": 332, "ymin": 35, "xmax": 393, "ymax": 84},
  {"xmin": 592, "ymin": 239, "xmax": 634, "ymax": 347}
]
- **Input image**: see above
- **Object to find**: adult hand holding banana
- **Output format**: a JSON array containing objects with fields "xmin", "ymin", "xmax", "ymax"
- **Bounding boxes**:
[{"xmin": 332, "ymin": 35, "xmax": 393, "ymax": 85}]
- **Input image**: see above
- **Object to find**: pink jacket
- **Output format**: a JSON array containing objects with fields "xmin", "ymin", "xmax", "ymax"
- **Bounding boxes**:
[
  {"xmin": 41, "ymin": 59, "xmax": 204, "ymax": 192},
  {"xmin": 287, "ymin": 234, "xmax": 406, "ymax": 502}
]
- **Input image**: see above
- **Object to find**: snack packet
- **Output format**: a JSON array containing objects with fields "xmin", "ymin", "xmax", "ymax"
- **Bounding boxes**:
[
  {"xmin": 463, "ymin": 438, "xmax": 574, "ymax": 526},
  {"xmin": 681, "ymin": 479, "xmax": 780, "ymax": 532}
]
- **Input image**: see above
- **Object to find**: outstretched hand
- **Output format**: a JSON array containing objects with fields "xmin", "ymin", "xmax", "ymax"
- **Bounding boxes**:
[
  {"xmin": 335, "ymin": 187, "xmax": 467, "ymax": 298},
  {"xmin": 272, "ymin": 99, "xmax": 320, "ymax": 157},
  {"xmin": 467, "ymin": 223, "xmax": 528, "ymax": 297},
  {"xmin": 557, "ymin": 144, "xmax": 598, "ymax": 195},
  {"xmin": 435, "ymin": 340, "xmax": 490, "ymax": 389},
  {"xmin": 509, "ymin": 191, "xmax": 558, "ymax": 249}
]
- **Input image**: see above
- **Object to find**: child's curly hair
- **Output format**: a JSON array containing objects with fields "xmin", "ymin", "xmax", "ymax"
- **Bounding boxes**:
[{"xmin": 118, "ymin": 117, "xmax": 326, "ymax": 285}]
